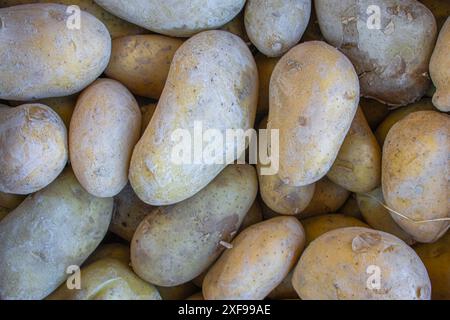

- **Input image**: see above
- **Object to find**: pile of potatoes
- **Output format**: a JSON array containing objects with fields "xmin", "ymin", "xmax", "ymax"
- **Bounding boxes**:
[{"xmin": 0, "ymin": 0, "xmax": 448, "ymax": 301}]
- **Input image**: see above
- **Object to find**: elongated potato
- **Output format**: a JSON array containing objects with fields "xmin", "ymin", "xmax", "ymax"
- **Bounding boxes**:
[
  {"xmin": 70, "ymin": 79, "xmax": 141, "ymax": 198},
  {"xmin": 95, "ymin": 0, "xmax": 245, "ymax": 37},
  {"xmin": 269, "ymin": 41, "xmax": 359, "ymax": 187},
  {"xmin": 105, "ymin": 35, "xmax": 183, "ymax": 99},
  {"xmin": 0, "ymin": 170, "xmax": 113, "ymax": 300},
  {"xmin": 293, "ymin": 227, "xmax": 431, "ymax": 300},
  {"xmin": 0, "ymin": 4, "xmax": 111, "ymax": 100},
  {"xmin": 255, "ymin": 54, "xmax": 279, "ymax": 115},
  {"xmin": 328, "ymin": 108, "xmax": 381, "ymax": 193},
  {"xmin": 129, "ymin": 31, "xmax": 258, "ymax": 205},
  {"xmin": 203, "ymin": 217, "xmax": 305, "ymax": 300},
  {"xmin": 0, "ymin": 104, "xmax": 68, "ymax": 194},
  {"xmin": 245, "ymin": 0, "xmax": 311, "ymax": 57},
  {"xmin": 382, "ymin": 111, "xmax": 449, "ymax": 243}
]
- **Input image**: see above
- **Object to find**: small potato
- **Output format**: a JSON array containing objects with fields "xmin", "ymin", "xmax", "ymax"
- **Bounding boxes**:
[
  {"xmin": 157, "ymin": 283, "xmax": 198, "ymax": 300},
  {"xmin": 327, "ymin": 108, "xmax": 381, "ymax": 193},
  {"xmin": 85, "ymin": 243, "xmax": 130, "ymax": 266},
  {"xmin": 269, "ymin": 41, "xmax": 359, "ymax": 187},
  {"xmin": 70, "ymin": 79, "xmax": 141, "ymax": 198},
  {"xmin": 0, "ymin": 192, "xmax": 25, "ymax": 210},
  {"xmin": 240, "ymin": 200, "xmax": 263, "ymax": 231},
  {"xmin": 382, "ymin": 111, "xmax": 449, "ymax": 243},
  {"xmin": 244, "ymin": 0, "xmax": 311, "ymax": 57},
  {"xmin": 0, "ymin": 104, "xmax": 68, "ymax": 194},
  {"xmin": 360, "ymin": 98, "xmax": 390, "ymax": 130},
  {"xmin": 0, "ymin": 4, "xmax": 111, "ymax": 100},
  {"xmin": 105, "ymin": 35, "xmax": 183, "ymax": 99},
  {"xmin": 203, "ymin": 216, "xmax": 305, "ymax": 300},
  {"xmin": 255, "ymin": 54, "xmax": 279, "ymax": 115},
  {"xmin": 140, "ymin": 103, "xmax": 157, "ymax": 135},
  {"xmin": 0, "ymin": 169, "xmax": 113, "ymax": 300},
  {"xmin": 293, "ymin": 227, "xmax": 431, "ymax": 300}
]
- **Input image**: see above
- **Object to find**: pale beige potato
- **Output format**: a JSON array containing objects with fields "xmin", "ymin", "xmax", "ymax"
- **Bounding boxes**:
[
  {"xmin": 0, "ymin": 4, "xmax": 111, "ymax": 100},
  {"xmin": 105, "ymin": 35, "xmax": 183, "ymax": 99},
  {"xmin": 203, "ymin": 216, "xmax": 305, "ymax": 300},
  {"xmin": 140, "ymin": 103, "xmax": 157, "ymax": 135},
  {"xmin": 0, "ymin": 104, "xmax": 68, "ymax": 194},
  {"xmin": 430, "ymin": 18, "xmax": 450, "ymax": 111},
  {"xmin": 70, "ymin": 79, "xmax": 141, "ymax": 198},
  {"xmin": 382, "ymin": 111, "xmax": 449, "ymax": 243},
  {"xmin": 293, "ymin": 227, "xmax": 431, "ymax": 300},
  {"xmin": 255, "ymin": 54, "xmax": 279, "ymax": 115},
  {"xmin": 0, "ymin": 192, "xmax": 25, "ymax": 209},
  {"xmin": 129, "ymin": 31, "xmax": 258, "ymax": 206},
  {"xmin": 269, "ymin": 41, "xmax": 359, "ymax": 187},
  {"xmin": 0, "ymin": 169, "xmax": 113, "ymax": 300}
]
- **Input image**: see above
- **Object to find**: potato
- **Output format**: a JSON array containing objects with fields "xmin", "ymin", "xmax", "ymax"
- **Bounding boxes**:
[
  {"xmin": 382, "ymin": 111, "xmax": 449, "ymax": 243},
  {"xmin": 0, "ymin": 192, "xmax": 25, "ymax": 209},
  {"xmin": 339, "ymin": 195, "xmax": 364, "ymax": 220},
  {"xmin": 203, "ymin": 216, "xmax": 305, "ymax": 300},
  {"xmin": 157, "ymin": 283, "xmax": 198, "ymax": 300},
  {"xmin": 0, "ymin": 169, "xmax": 113, "ymax": 300},
  {"xmin": 357, "ymin": 188, "xmax": 415, "ymax": 245},
  {"xmin": 0, "ymin": 104, "xmax": 68, "ymax": 194},
  {"xmin": 70, "ymin": 79, "xmax": 141, "ymax": 198},
  {"xmin": 129, "ymin": 31, "xmax": 258, "ymax": 205},
  {"xmin": 293, "ymin": 227, "xmax": 431, "ymax": 300},
  {"xmin": 414, "ymin": 231, "xmax": 450, "ymax": 300},
  {"xmin": 327, "ymin": 108, "xmax": 381, "ymax": 193},
  {"xmin": 85, "ymin": 243, "xmax": 130, "ymax": 266},
  {"xmin": 269, "ymin": 41, "xmax": 359, "ymax": 187},
  {"xmin": 429, "ymin": 18, "xmax": 450, "ymax": 112},
  {"xmin": 244, "ymin": 0, "xmax": 311, "ymax": 57},
  {"xmin": 315, "ymin": 0, "xmax": 437, "ymax": 107},
  {"xmin": 255, "ymin": 54, "xmax": 279, "ymax": 115},
  {"xmin": 220, "ymin": 11, "xmax": 249, "ymax": 43},
  {"xmin": 360, "ymin": 98, "xmax": 389, "ymax": 130},
  {"xmin": 105, "ymin": 35, "xmax": 183, "ymax": 99},
  {"xmin": 140, "ymin": 103, "xmax": 157, "ymax": 135},
  {"xmin": 95, "ymin": 0, "xmax": 245, "ymax": 37},
  {"xmin": 0, "ymin": 4, "xmax": 111, "ymax": 101},
  {"xmin": 131, "ymin": 165, "xmax": 258, "ymax": 287},
  {"xmin": 0, "ymin": 206, "xmax": 8, "ymax": 221},
  {"xmin": 240, "ymin": 200, "xmax": 263, "ymax": 230}
]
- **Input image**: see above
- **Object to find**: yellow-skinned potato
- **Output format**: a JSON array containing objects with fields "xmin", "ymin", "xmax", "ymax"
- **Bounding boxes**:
[
  {"xmin": 70, "ymin": 79, "xmax": 141, "ymax": 198},
  {"xmin": 203, "ymin": 216, "xmax": 305, "ymax": 300},
  {"xmin": 0, "ymin": 170, "xmax": 113, "ymax": 300},
  {"xmin": 140, "ymin": 103, "xmax": 157, "ymax": 135},
  {"xmin": 293, "ymin": 227, "xmax": 431, "ymax": 300},
  {"xmin": 269, "ymin": 41, "xmax": 359, "ymax": 187},
  {"xmin": 360, "ymin": 98, "xmax": 390, "ymax": 130},
  {"xmin": 157, "ymin": 283, "xmax": 198, "ymax": 300},
  {"xmin": 244, "ymin": 0, "xmax": 311, "ymax": 57},
  {"xmin": 327, "ymin": 108, "xmax": 381, "ymax": 193},
  {"xmin": 129, "ymin": 31, "xmax": 258, "ymax": 206},
  {"xmin": 382, "ymin": 111, "xmax": 449, "ymax": 243},
  {"xmin": 85, "ymin": 243, "xmax": 130, "ymax": 266},
  {"xmin": 105, "ymin": 35, "xmax": 183, "ymax": 99},
  {"xmin": 131, "ymin": 165, "xmax": 258, "ymax": 287},
  {"xmin": 255, "ymin": 54, "xmax": 279, "ymax": 115},
  {"xmin": 0, "ymin": 104, "xmax": 68, "ymax": 194},
  {"xmin": 0, "ymin": 192, "xmax": 25, "ymax": 209},
  {"xmin": 0, "ymin": 4, "xmax": 111, "ymax": 101}
]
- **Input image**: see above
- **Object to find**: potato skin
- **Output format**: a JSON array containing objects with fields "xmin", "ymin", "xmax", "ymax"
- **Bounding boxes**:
[
  {"xmin": 105, "ymin": 35, "xmax": 183, "ymax": 99},
  {"xmin": 0, "ymin": 104, "xmax": 68, "ymax": 194},
  {"xmin": 95, "ymin": 0, "xmax": 245, "ymax": 37},
  {"xmin": 315, "ymin": 0, "xmax": 437, "ymax": 107},
  {"xmin": 70, "ymin": 79, "xmax": 141, "ymax": 198},
  {"xmin": 245, "ymin": 0, "xmax": 311, "ymax": 57},
  {"xmin": 0, "ymin": 4, "xmax": 111, "ymax": 100},
  {"xmin": 203, "ymin": 216, "xmax": 305, "ymax": 300},
  {"xmin": 293, "ymin": 227, "xmax": 431, "ymax": 300},
  {"xmin": 129, "ymin": 30, "xmax": 258, "ymax": 206},
  {"xmin": 131, "ymin": 165, "xmax": 258, "ymax": 287},
  {"xmin": 0, "ymin": 170, "xmax": 113, "ymax": 300},
  {"xmin": 269, "ymin": 41, "xmax": 359, "ymax": 187},
  {"xmin": 382, "ymin": 111, "xmax": 449, "ymax": 243}
]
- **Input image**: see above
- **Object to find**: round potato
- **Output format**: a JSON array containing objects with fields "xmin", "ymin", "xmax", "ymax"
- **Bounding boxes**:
[
  {"xmin": 0, "ymin": 169, "xmax": 113, "ymax": 300},
  {"xmin": 255, "ymin": 54, "xmax": 279, "ymax": 115},
  {"xmin": 0, "ymin": 4, "xmax": 111, "ymax": 101},
  {"xmin": 293, "ymin": 227, "xmax": 431, "ymax": 300},
  {"xmin": 0, "ymin": 104, "xmax": 68, "ymax": 194},
  {"xmin": 70, "ymin": 79, "xmax": 141, "ymax": 198},
  {"xmin": 382, "ymin": 111, "xmax": 449, "ymax": 243}
]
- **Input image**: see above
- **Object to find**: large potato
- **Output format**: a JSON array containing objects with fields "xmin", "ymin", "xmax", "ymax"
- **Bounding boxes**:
[
  {"xmin": 0, "ymin": 170, "xmax": 113, "ymax": 300},
  {"xmin": 95, "ymin": 0, "xmax": 245, "ymax": 37},
  {"xmin": 315, "ymin": 0, "xmax": 437, "ymax": 107},
  {"xmin": 129, "ymin": 31, "xmax": 258, "ymax": 205},
  {"xmin": 131, "ymin": 165, "xmax": 258, "ymax": 287},
  {"xmin": 244, "ymin": 0, "xmax": 311, "ymax": 57},
  {"xmin": 105, "ymin": 35, "xmax": 183, "ymax": 99},
  {"xmin": 0, "ymin": 4, "xmax": 111, "ymax": 100},
  {"xmin": 203, "ymin": 217, "xmax": 305, "ymax": 300},
  {"xmin": 0, "ymin": 104, "xmax": 68, "ymax": 194},
  {"xmin": 269, "ymin": 41, "xmax": 359, "ymax": 187},
  {"xmin": 382, "ymin": 111, "xmax": 449, "ymax": 243},
  {"xmin": 293, "ymin": 227, "xmax": 431, "ymax": 300},
  {"xmin": 70, "ymin": 79, "xmax": 141, "ymax": 198}
]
